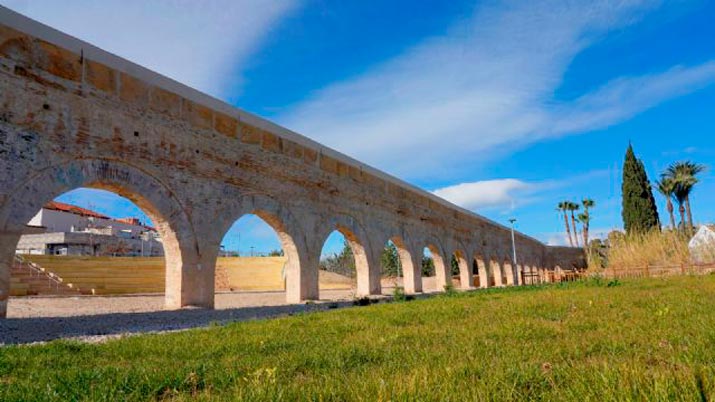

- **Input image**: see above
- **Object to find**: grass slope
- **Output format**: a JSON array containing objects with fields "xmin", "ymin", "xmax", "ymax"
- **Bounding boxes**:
[{"xmin": 2, "ymin": 276, "xmax": 715, "ymax": 401}]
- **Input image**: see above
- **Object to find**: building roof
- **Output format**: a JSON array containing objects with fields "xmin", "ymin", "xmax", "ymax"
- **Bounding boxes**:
[
  {"xmin": 44, "ymin": 201, "xmax": 109, "ymax": 219},
  {"xmin": 43, "ymin": 201, "xmax": 158, "ymax": 232}
]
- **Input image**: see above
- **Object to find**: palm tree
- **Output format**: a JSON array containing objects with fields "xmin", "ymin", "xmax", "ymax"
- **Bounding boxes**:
[
  {"xmin": 557, "ymin": 201, "xmax": 573, "ymax": 247},
  {"xmin": 580, "ymin": 198, "xmax": 595, "ymax": 246},
  {"xmin": 665, "ymin": 161, "xmax": 706, "ymax": 231},
  {"xmin": 577, "ymin": 212, "xmax": 589, "ymax": 249},
  {"xmin": 655, "ymin": 178, "xmax": 677, "ymax": 230},
  {"xmin": 567, "ymin": 201, "xmax": 580, "ymax": 248},
  {"xmin": 672, "ymin": 184, "xmax": 687, "ymax": 230}
]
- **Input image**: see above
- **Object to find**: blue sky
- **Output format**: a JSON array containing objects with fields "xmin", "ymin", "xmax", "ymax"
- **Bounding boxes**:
[{"xmin": 5, "ymin": 0, "xmax": 715, "ymax": 254}]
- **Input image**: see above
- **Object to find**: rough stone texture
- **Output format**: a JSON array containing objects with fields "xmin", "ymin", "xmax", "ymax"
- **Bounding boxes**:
[{"xmin": 0, "ymin": 8, "xmax": 585, "ymax": 318}]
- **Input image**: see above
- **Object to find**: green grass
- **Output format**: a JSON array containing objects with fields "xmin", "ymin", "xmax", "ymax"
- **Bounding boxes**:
[{"xmin": 3, "ymin": 276, "xmax": 715, "ymax": 401}]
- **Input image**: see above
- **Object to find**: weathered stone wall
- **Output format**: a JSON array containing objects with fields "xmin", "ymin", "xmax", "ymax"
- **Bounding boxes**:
[{"xmin": 0, "ymin": 7, "xmax": 583, "ymax": 317}]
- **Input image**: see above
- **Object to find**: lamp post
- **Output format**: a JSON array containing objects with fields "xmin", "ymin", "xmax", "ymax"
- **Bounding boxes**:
[{"xmin": 509, "ymin": 218, "xmax": 518, "ymax": 285}]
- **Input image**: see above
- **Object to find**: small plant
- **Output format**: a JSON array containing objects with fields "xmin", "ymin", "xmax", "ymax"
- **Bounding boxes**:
[
  {"xmin": 392, "ymin": 286, "xmax": 407, "ymax": 302},
  {"xmin": 443, "ymin": 282, "xmax": 458, "ymax": 297},
  {"xmin": 607, "ymin": 278, "xmax": 621, "ymax": 287}
]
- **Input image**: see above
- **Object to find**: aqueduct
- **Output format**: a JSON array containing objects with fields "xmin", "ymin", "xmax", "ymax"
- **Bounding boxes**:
[{"xmin": 0, "ymin": 7, "xmax": 584, "ymax": 318}]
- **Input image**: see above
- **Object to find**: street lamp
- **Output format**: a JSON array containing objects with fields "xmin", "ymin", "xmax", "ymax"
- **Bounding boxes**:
[{"xmin": 509, "ymin": 218, "xmax": 518, "ymax": 284}]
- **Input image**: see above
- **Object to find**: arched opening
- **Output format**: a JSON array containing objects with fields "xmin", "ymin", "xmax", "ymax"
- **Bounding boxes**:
[
  {"xmin": 215, "ymin": 212, "xmax": 299, "ymax": 305},
  {"xmin": 318, "ymin": 226, "xmax": 373, "ymax": 299},
  {"xmin": 421, "ymin": 244, "xmax": 447, "ymax": 292},
  {"xmin": 6, "ymin": 186, "xmax": 179, "ymax": 317},
  {"xmin": 381, "ymin": 236, "xmax": 420, "ymax": 295},
  {"xmin": 451, "ymin": 250, "xmax": 472, "ymax": 290},
  {"xmin": 0, "ymin": 160, "xmax": 199, "ymax": 319},
  {"xmin": 474, "ymin": 254, "xmax": 488, "ymax": 289}
]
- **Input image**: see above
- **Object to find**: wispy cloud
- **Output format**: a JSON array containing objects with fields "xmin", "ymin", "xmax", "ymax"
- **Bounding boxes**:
[
  {"xmin": 1, "ymin": 0, "xmax": 299, "ymax": 98},
  {"xmin": 541, "ymin": 227, "xmax": 615, "ymax": 246},
  {"xmin": 432, "ymin": 169, "xmax": 609, "ymax": 213},
  {"xmin": 433, "ymin": 179, "xmax": 536, "ymax": 211},
  {"xmin": 280, "ymin": 1, "xmax": 715, "ymax": 180}
]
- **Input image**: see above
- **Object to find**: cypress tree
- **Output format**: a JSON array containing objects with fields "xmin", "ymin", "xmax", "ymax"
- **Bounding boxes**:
[{"xmin": 622, "ymin": 144, "xmax": 660, "ymax": 234}]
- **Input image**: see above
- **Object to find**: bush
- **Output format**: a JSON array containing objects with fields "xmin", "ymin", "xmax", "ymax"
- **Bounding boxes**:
[
  {"xmin": 392, "ymin": 286, "xmax": 407, "ymax": 302},
  {"xmin": 443, "ymin": 283, "xmax": 458, "ymax": 297},
  {"xmin": 607, "ymin": 230, "xmax": 690, "ymax": 269}
]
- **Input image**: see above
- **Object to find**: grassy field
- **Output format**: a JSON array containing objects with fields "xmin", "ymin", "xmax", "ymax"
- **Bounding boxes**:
[{"xmin": 2, "ymin": 275, "xmax": 715, "ymax": 401}]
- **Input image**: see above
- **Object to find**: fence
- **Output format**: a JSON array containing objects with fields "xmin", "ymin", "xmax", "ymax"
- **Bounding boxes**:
[{"xmin": 602, "ymin": 262, "xmax": 715, "ymax": 280}]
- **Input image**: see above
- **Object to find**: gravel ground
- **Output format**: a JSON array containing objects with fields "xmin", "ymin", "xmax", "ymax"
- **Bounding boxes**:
[{"xmin": 1, "ymin": 279, "xmax": 444, "ymax": 345}]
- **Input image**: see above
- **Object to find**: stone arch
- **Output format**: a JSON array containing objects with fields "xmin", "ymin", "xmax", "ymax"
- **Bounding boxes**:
[
  {"xmin": 317, "ymin": 214, "xmax": 376, "ymax": 297},
  {"xmin": 0, "ymin": 159, "xmax": 202, "ymax": 317},
  {"xmin": 213, "ymin": 193, "xmax": 311, "ymax": 303}
]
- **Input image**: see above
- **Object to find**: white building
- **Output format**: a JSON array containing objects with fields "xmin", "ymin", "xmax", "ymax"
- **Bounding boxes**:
[
  {"xmin": 17, "ymin": 201, "xmax": 163, "ymax": 256},
  {"xmin": 689, "ymin": 225, "xmax": 715, "ymax": 263}
]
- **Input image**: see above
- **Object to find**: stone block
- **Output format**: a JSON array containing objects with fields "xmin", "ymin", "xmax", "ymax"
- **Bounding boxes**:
[
  {"xmin": 303, "ymin": 147, "xmax": 317, "ymax": 165},
  {"xmin": 319, "ymin": 154, "xmax": 338, "ymax": 174},
  {"xmin": 214, "ymin": 112, "xmax": 238, "ymax": 138},
  {"xmin": 150, "ymin": 87, "xmax": 181, "ymax": 117},
  {"xmin": 182, "ymin": 99, "xmax": 213, "ymax": 130},
  {"xmin": 119, "ymin": 73, "xmax": 150, "ymax": 105},
  {"xmin": 261, "ymin": 131, "xmax": 282, "ymax": 153},
  {"xmin": 240, "ymin": 123, "xmax": 261, "ymax": 144},
  {"xmin": 85, "ymin": 59, "xmax": 115, "ymax": 94},
  {"xmin": 282, "ymin": 139, "xmax": 303, "ymax": 159},
  {"xmin": 37, "ymin": 40, "xmax": 81, "ymax": 82}
]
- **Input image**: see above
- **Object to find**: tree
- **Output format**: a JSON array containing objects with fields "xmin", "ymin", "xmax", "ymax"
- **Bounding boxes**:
[
  {"xmin": 267, "ymin": 249, "xmax": 284, "ymax": 257},
  {"xmin": 319, "ymin": 239, "xmax": 355, "ymax": 277},
  {"xmin": 450, "ymin": 255, "xmax": 460, "ymax": 276},
  {"xmin": 380, "ymin": 241, "xmax": 401, "ymax": 277},
  {"xmin": 557, "ymin": 201, "xmax": 574, "ymax": 247},
  {"xmin": 567, "ymin": 201, "xmax": 580, "ymax": 248},
  {"xmin": 580, "ymin": 198, "xmax": 595, "ymax": 247},
  {"xmin": 621, "ymin": 144, "xmax": 660, "ymax": 234},
  {"xmin": 655, "ymin": 178, "xmax": 677, "ymax": 230},
  {"xmin": 664, "ymin": 161, "xmax": 705, "ymax": 232},
  {"xmin": 421, "ymin": 256, "xmax": 435, "ymax": 276}
]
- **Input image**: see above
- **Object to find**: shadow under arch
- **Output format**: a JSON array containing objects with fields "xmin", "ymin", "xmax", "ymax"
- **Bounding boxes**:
[
  {"xmin": 213, "ymin": 193, "xmax": 308, "ymax": 303},
  {"xmin": 317, "ymin": 214, "xmax": 374, "ymax": 297},
  {"xmin": 0, "ymin": 159, "xmax": 199, "ymax": 317}
]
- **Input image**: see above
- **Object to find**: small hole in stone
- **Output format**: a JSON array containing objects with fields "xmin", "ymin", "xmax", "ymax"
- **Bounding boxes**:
[
  {"xmin": 195, "ymin": 150, "xmax": 200, "ymax": 154},
  {"xmin": 42, "ymin": 104, "xmax": 50, "ymax": 110},
  {"xmin": 235, "ymin": 162, "xmax": 239, "ymax": 166},
  {"xmin": 134, "ymin": 131, "xmax": 139, "ymax": 137}
]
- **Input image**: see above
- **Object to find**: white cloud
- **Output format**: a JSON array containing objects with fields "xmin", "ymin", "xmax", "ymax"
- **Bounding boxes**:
[
  {"xmin": 1, "ymin": 0, "xmax": 299, "ymax": 98},
  {"xmin": 433, "ymin": 179, "xmax": 533, "ymax": 210},
  {"xmin": 279, "ymin": 0, "xmax": 715, "ymax": 180},
  {"xmin": 432, "ymin": 169, "xmax": 609, "ymax": 213},
  {"xmin": 542, "ymin": 227, "xmax": 614, "ymax": 246}
]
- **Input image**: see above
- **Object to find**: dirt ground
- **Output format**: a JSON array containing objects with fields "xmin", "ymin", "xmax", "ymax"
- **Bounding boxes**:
[{"xmin": 1, "ymin": 278, "xmax": 445, "ymax": 345}]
